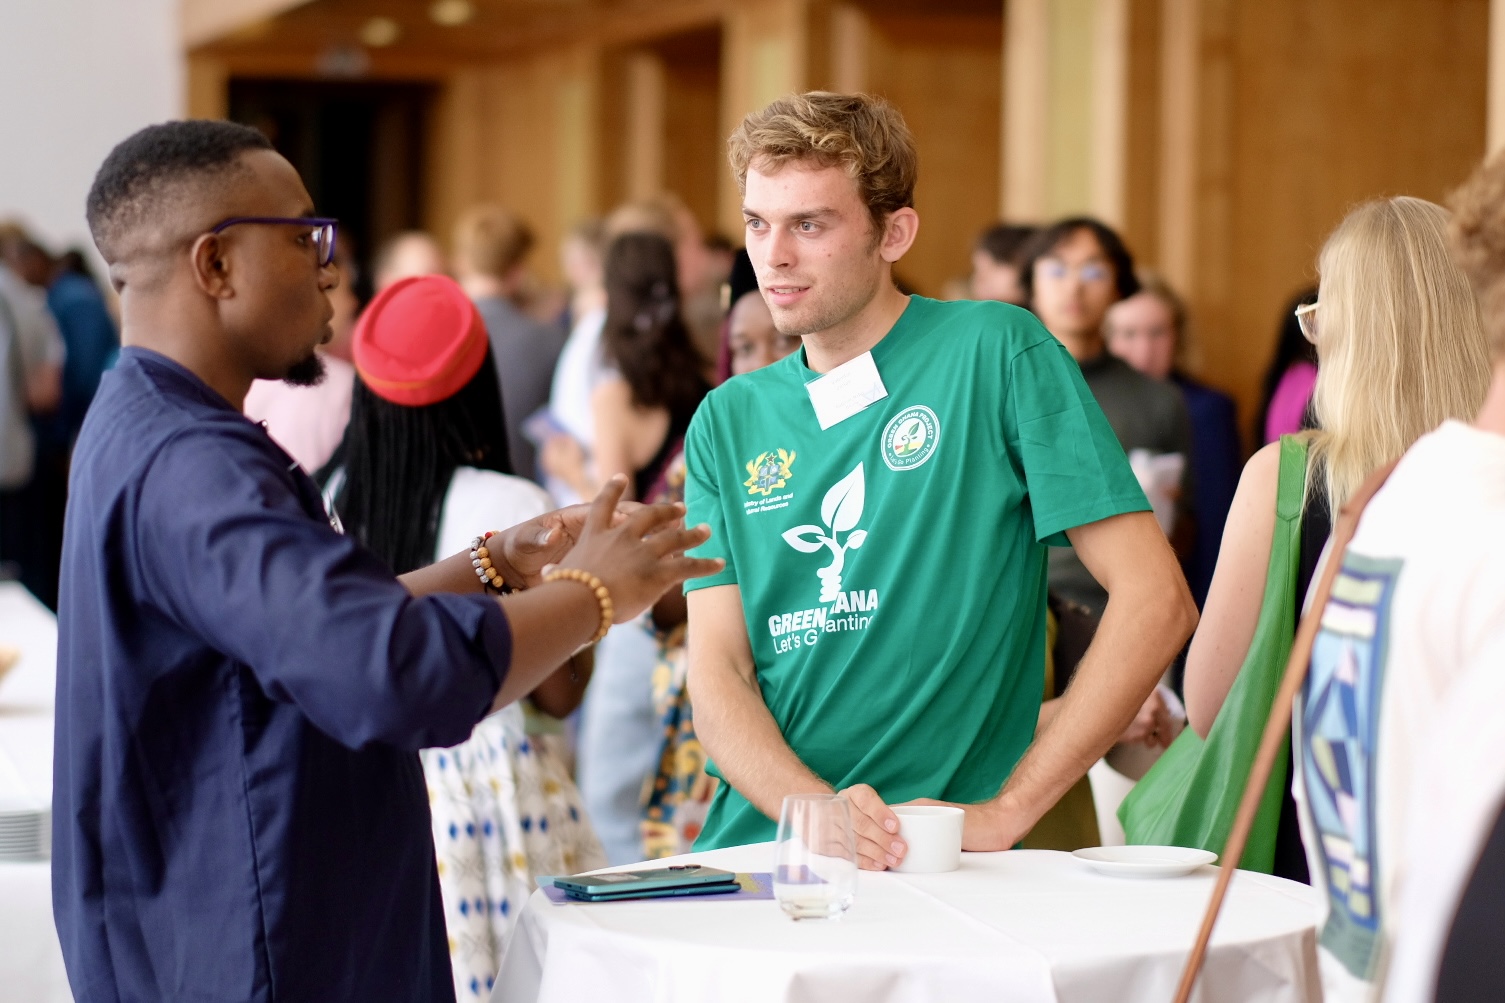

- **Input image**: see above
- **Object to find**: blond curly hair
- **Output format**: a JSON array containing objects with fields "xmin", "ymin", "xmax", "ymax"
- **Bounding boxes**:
[
  {"xmin": 1449, "ymin": 151, "xmax": 1505, "ymax": 359},
  {"xmin": 727, "ymin": 92, "xmax": 917, "ymax": 232}
]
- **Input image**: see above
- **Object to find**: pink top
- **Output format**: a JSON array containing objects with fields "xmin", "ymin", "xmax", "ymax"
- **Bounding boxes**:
[
  {"xmin": 243, "ymin": 354, "xmax": 355, "ymax": 474},
  {"xmin": 1264, "ymin": 360, "xmax": 1317, "ymax": 444}
]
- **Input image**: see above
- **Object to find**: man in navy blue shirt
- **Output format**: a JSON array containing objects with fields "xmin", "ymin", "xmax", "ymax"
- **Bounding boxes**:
[{"xmin": 54, "ymin": 120, "xmax": 722, "ymax": 1002}]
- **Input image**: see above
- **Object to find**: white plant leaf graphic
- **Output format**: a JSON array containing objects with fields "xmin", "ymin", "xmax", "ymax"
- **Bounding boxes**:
[
  {"xmin": 821, "ymin": 463, "xmax": 865, "ymax": 533},
  {"xmin": 781, "ymin": 526, "xmax": 828, "ymax": 553},
  {"xmin": 846, "ymin": 530, "xmax": 868, "ymax": 549}
]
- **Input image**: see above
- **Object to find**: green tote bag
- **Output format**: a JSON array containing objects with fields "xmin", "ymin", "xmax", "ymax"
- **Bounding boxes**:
[{"xmin": 1116, "ymin": 435, "xmax": 1307, "ymax": 872}]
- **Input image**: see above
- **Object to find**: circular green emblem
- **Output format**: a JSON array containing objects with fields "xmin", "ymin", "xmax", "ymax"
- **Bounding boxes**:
[{"xmin": 881, "ymin": 405, "xmax": 940, "ymax": 471}]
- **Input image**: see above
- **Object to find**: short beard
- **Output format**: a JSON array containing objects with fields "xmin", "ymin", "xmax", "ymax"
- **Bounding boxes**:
[
  {"xmin": 770, "ymin": 267, "xmax": 883, "ymax": 339},
  {"xmin": 283, "ymin": 352, "xmax": 327, "ymax": 388}
]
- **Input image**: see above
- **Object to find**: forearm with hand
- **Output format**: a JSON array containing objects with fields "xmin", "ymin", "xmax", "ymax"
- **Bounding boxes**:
[
  {"xmin": 688, "ymin": 585, "xmax": 907, "ymax": 871},
  {"xmin": 911, "ymin": 511, "xmax": 1198, "ymax": 851},
  {"xmin": 400, "ymin": 475, "xmax": 722, "ymax": 715}
]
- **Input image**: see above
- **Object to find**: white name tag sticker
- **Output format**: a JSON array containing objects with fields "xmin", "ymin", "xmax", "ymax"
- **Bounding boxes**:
[{"xmin": 804, "ymin": 351, "xmax": 889, "ymax": 430}]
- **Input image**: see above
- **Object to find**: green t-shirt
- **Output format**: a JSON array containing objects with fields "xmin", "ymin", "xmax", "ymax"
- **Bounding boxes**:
[{"xmin": 683, "ymin": 296, "xmax": 1148, "ymax": 849}]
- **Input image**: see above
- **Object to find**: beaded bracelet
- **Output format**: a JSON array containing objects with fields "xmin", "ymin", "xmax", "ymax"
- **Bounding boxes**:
[
  {"xmin": 470, "ymin": 531, "xmax": 508, "ymax": 593},
  {"xmin": 542, "ymin": 567, "xmax": 614, "ymax": 644}
]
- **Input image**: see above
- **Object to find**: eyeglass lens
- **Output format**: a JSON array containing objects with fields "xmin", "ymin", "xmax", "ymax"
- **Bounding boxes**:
[
  {"xmin": 1042, "ymin": 261, "xmax": 1110, "ymax": 284},
  {"xmin": 1295, "ymin": 305, "xmax": 1317, "ymax": 343},
  {"xmin": 315, "ymin": 224, "xmax": 336, "ymax": 267}
]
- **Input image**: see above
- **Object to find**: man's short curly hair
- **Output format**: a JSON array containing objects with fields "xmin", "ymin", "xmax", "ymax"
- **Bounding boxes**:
[
  {"xmin": 1449, "ymin": 151, "xmax": 1505, "ymax": 358},
  {"xmin": 727, "ymin": 92, "xmax": 917, "ymax": 233},
  {"xmin": 86, "ymin": 119, "xmax": 273, "ymax": 258}
]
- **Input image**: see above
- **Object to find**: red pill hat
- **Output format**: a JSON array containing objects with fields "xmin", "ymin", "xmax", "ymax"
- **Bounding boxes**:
[{"xmin": 352, "ymin": 274, "xmax": 489, "ymax": 407}]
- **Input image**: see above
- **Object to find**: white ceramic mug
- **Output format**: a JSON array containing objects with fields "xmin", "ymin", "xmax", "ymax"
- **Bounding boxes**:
[{"xmin": 892, "ymin": 805, "xmax": 965, "ymax": 873}]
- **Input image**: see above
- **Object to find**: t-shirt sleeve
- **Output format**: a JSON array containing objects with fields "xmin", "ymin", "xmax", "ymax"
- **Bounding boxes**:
[
  {"xmin": 134, "ymin": 426, "xmax": 507, "ymax": 751},
  {"xmin": 682, "ymin": 400, "xmax": 738, "ymax": 592},
  {"xmin": 1005, "ymin": 338, "xmax": 1150, "ymax": 546}
]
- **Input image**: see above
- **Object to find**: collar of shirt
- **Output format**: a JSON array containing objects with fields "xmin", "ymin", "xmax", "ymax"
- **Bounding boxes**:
[{"xmin": 122, "ymin": 346, "xmax": 238, "ymax": 414}]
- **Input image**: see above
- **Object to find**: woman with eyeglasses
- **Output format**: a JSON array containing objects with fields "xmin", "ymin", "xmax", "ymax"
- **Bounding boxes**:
[
  {"xmin": 318, "ymin": 275, "xmax": 607, "ymax": 995},
  {"xmin": 1178, "ymin": 196, "xmax": 1492, "ymax": 879},
  {"xmin": 1011, "ymin": 220, "xmax": 1194, "ymax": 784},
  {"xmin": 1019, "ymin": 218, "xmax": 1196, "ymax": 620}
]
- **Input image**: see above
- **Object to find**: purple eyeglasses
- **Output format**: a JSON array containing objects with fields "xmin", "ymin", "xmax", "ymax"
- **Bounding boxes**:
[{"xmin": 208, "ymin": 216, "xmax": 339, "ymax": 267}]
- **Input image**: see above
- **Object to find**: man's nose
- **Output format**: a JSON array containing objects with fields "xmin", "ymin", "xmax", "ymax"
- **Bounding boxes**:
[
  {"xmin": 764, "ymin": 226, "xmax": 796, "ymax": 270},
  {"xmin": 318, "ymin": 261, "xmax": 340, "ymax": 292}
]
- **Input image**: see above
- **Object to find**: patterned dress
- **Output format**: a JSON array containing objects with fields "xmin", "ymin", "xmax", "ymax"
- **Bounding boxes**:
[
  {"xmin": 638, "ymin": 453, "xmax": 721, "ymax": 859},
  {"xmin": 423, "ymin": 703, "xmax": 606, "ymax": 999}
]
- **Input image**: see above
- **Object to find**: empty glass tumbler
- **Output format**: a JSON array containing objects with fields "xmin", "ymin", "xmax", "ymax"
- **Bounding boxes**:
[{"xmin": 773, "ymin": 793, "xmax": 858, "ymax": 920}]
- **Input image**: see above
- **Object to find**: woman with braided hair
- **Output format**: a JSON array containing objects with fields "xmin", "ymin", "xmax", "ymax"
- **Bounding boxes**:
[{"xmin": 320, "ymin": 274, "xmax": 605, "ymax": 998}]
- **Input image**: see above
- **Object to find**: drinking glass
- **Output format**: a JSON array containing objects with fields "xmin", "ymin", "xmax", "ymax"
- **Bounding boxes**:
[{"xmin": 773, "ymin": 793, "xmax": 858, "ymax": 920}]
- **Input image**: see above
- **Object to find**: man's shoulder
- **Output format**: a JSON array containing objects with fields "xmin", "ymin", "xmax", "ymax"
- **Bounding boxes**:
[
  {"xmin": 78, "ymin": 356, "xmax": 276, "ymax": 485},
  {"xmin": 699, "ymin": 355, "xmax": 804, "ymax": 415},
  {"xmin": 912, "ymin": 297, "xmax": 1055, "ymax": 353}
]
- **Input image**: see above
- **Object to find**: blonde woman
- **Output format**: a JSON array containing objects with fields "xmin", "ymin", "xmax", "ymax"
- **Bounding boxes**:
[{"xmin": 1181, "ymin": 196, "xmax": 1492, "ymax": 879}]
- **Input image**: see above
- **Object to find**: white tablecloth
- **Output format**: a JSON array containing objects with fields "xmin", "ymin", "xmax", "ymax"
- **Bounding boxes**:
[
  {"xmin": 0, "ymin": 582, "xmax": 71, "ymax": 1003},
  {"xmin": 493, "ymin": 841, "xmax": 1321, "ymax": 1003}
]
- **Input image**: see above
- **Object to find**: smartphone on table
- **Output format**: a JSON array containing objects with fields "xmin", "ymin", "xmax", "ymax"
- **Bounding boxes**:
[{"xmin": 555, "ymin": 864, "xmax": 740, "ymax": 902}]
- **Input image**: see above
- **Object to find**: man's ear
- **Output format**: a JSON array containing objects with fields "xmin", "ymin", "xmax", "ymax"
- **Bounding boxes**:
[
  {"xmin": 879, "ymin": 207, "xmax": 919, "ymax": 264},
  {"xmin": 189, "ymin": 233, "xmax": 235, "ymax": 299}
]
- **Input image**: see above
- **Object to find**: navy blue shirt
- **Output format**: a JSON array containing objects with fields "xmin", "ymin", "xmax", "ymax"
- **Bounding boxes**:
[
  {"xmin": 54, "ymin": 348, "xmax": 510, "ymax": 1002},
  {"xmin": 1174, "ymin": 375, "xmax": 1243, "ymax": 608}
]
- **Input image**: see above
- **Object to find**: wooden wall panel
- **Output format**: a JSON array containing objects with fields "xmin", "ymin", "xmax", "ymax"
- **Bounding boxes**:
[
  {"xmin": 864, "ymin": 10, "xmax": 1003, "ymax": 296},
  {"xmin": 1213, "ymin": 0, "xmax": 1488, "ymax": 426},
  {"xmin": 719, "ymin": 0, "xmax": 812, "ymax": 233},
  {"xmin": 658, "ymin": 28, "xmax": 726, "ymax": 234},
  {"xmin": 1120, "ymin": 0, "xmax": 1160, "ymax": 264},
  {"xmin": 425, "ymin": 50, "xmax": 609, "ymax": 285}
]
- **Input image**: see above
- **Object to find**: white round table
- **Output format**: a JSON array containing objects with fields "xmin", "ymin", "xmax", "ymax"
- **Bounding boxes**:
[
  {"xmin": 492, "ymin": 840, "xmax": 1320, "ymax": 1003},
  {"xmin": 0, "ymin": 582, "xmax": 71, "ymax": 1003}
]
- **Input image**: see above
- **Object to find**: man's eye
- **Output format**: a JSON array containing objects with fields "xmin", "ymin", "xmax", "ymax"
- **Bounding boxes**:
[
  {"xmin": 745, "ymin": 219, "xmax": 764, "ymax": 231},
  {"xmin": 798, "ymin": 221, "xmax": 817, "ymax": 232}
]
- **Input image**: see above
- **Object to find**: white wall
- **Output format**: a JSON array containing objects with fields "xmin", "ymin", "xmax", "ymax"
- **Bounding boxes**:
[{"xmin": 0, "ymin": 0, "xmax": 182, "ymax": 260}]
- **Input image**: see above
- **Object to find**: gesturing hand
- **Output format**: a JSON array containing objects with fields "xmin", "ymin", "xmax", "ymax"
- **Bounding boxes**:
[
  {"xmin": 492, "ymin": 497, "xmax": 641, "ymax": 589},
  {"xmin": 551, "ymin": 475, "xmax": 724, "ymax": 623}
]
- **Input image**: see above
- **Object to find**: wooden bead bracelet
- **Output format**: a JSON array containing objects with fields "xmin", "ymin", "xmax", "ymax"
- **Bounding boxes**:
[{"xmin": 542, "ymin": 567, "xmax": 614, "ymax": 644}]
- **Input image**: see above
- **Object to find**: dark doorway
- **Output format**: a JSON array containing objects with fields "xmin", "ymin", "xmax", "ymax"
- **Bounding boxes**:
[{"xmin": 228, "ymin": 79, "xmax": 436, "ymax": 300}]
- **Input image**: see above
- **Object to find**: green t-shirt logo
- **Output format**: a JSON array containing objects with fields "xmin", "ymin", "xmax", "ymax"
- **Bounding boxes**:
[
  {"xmin": 744, "ymin": 448, "xmax": 796, "ymax": 496},
  {"xmin": 882, "ymin": 405, "xmax": 940, "ymax": 471},
  {"xmin": 781, "ymin": 463, "xmax": 869, "ymax": 603}
]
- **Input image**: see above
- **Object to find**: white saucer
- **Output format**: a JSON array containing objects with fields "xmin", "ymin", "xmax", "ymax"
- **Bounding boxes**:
[{"xmin": 1072, "ymin": 845, "xmax": 1217, "ymax": 878}]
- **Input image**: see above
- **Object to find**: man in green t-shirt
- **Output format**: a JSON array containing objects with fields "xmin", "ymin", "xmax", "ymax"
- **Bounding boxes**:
[{"xmin": 685, "ymin": 92, "xmax": 1197, "ymax": 870}]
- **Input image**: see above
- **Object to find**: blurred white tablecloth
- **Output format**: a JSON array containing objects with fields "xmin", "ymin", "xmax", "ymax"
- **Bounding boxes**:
[
  {"xmin": 0, "ymin": 582, "xmax": 71, "ymax": 1003},
  {"xmin": 494, "ymin": 840, "xmax": 1321, "ymax": 1003}
]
